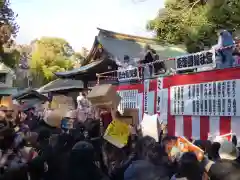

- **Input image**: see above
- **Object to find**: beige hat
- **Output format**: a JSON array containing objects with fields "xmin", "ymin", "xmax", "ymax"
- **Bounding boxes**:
[
  {"xmin": 217, "ymin": 139, "xmax": 238, "ymax": 160},
  {"xmin": 43, "ymin": 109, "xmax": 64, "ymax": 128}
]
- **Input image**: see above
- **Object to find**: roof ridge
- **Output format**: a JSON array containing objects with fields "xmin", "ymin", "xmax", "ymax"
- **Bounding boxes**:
[{"xmin": 97, "ymin": 27, "xmax": 159, "ymax": 44}]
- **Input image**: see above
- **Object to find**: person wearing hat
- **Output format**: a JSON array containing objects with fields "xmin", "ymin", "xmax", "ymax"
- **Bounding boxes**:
[
  {"xmin": 61, "ymin": 110, "xmax": 76, "ymax": 131},
  {"xmin": 34, "ymin": 109, "xmax": 62, "ymax": 136},
  {"xmin": 216, "ymin": 29, "xmax": 235, "ymax": 69}
]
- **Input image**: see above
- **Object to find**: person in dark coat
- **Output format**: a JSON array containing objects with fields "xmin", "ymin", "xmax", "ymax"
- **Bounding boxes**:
[
  {"xmin": 0, "ymin": 165, "xmax": 29, "ymax": 180},
  {"xmin": 193, "ymin": 140, "xmax": 212, "ymax": 154},
  {"xmin": 24, "ymin": 108, "xmax": 40, "ymax": 131},
  {"xmin": 109, "ymin": 151, "xmax": 136, "ymax": 180},
  {"xmin": 125, "ymin": 136, "xmax": 169, "ymax": 179},
  {"xmin": 161, "ymin": 136, "xmax": 179, "ymax": 178},
  {"xmin": 101, "ymin": 139, "xmax": 137, "ymax": 180},
  {"xmin": 171, "ymin": 152, "xmax": 205, "ymax": 180},
  {"xmin": 124, "ymin": 160, "xmax": 169, "ymax": 180},
  {"xmin": 42, "ymin": 133, "xmax": 73, "ymax": 180},
  {"xmin": 67, "ymin": 141, "xmax": 109, "ymax": 180},
  {"xmin": 0, "ymin": 147, "xmax": 54, "ymax": 180},
  {"xmin": 29, "ymin": 132, "xmax": 74, "ymax": 180},
  {"xmin": 200, "ymin": 140, "xmax": 240, "ymax": 180},
  {"xmin": 208, "ymin": 142, "xmax": 221, "ymax": 162}
]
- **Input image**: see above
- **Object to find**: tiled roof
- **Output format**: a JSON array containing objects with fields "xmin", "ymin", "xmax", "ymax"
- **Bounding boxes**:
[
  {"xmin": 55, "ymin": 60, "xmax": 103, "ymax": 77},
  {"xmin": 97, "ymin": 28, "xmax": 187, "ymax": 65},
  {"xmin": 37, "ymin": 79, "xmax": 84, "ymax": 93},
  {"xmin": 13, "ymin": 89, "xmax": 48, "ymax": 101},
  {"xmin": 55, "ymin": 28, "xmax": 187, "ymax": 77}
]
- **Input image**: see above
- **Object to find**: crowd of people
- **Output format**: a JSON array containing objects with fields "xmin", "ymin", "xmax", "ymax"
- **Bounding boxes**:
[{"xmin": 0, "ymin": 99, "xmax": 239, "ymax": 180}]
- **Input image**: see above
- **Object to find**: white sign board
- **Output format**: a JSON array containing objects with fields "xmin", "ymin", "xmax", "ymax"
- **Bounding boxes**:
[
  {"xmin": 170, "ymin": 79, "xmax": 240, "ymax": 116},
  {"xmin": 159, "ymin": 89, "xmax": 168, "ymax": 124},
  {"xmin": 117, "ymin": 90, "xmax": 138, "ymax": 112},
  {"xmin": 156, "ymin": 77, "xmax": 163, "ymax": 113},
  {"xmin": 175, "ymin": 50, "xmax": 215, "ymax": 71},
  {"xmin": 141, "ymin": 113, "xmax": 159, "ymax": 142},
  {"xmin": 117, "ymin": 67, "xmax": 140, "ymax": 81},
  {"xmin": 144, "ymin": 80, "xmax": 149, "ymax": 113}
]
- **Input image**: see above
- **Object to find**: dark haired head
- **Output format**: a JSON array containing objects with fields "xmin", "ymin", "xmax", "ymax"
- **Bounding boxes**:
[
  {"xmin": 208, "ymin": 142, "xmax": 221, "ymax": 161},
  {"xmin": 68, "ymin": 141, "xmax": 105, "ymax": 180},
  {"xmin": 232, "ymin": 135, "xmax": 237, "ymax": 147},
  {"xmin": 162, "ymin": 136, "xmax": 178, "ymax": 154},
  {"xmin": 162, "ymin": 136, "xmax": 178, "ymax": 143},
  {"xmin": 211, "ymin": 142, "xmax": 221, "ymax": 152},
  {"xmin": 124, "ymin": 55, "xmax": 130, "ymax": 62},
  {"xmin": 84, "ymin": 118, "xmax": 100, "ymax": 138},
  {"xmin": 102, "ymin": 140, "xmax": 125, "ymax": 165},
  {"xmin": 176, "ymin": 152, "xmax": 204, "ymax": 180},
  {"xmin": 124, "ymin": 160, "xmax": 167, "ymax": 180},
  {"xmin": 37, "ymin": 129, "xmax": 51, "ymax": 142},
  {"xmin": 193, "ymin": 140, "xmax": 212, "ymax": 153},
  {"xmin": 135, "ymin": 136, "xmax": 156, "ymax": 155},
  {"xmin": 135, "ymin": 136, "xmax": 163, "ymax": 165}
]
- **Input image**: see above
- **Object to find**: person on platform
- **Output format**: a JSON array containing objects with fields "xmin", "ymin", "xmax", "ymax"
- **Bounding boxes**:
[
  {"xmin": 215, "ymin": 30, "xmax": 235, "ymax": 69},
  {"xmin": 76, "ymin": 91, "xmax": 92, "ymax": 123}
]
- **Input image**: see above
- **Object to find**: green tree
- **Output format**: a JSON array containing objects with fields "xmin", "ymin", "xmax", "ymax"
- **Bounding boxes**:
[
  {"xmin": 72, "ymin": 47, "xmax": 89, "ymax": 67},
  {"xmin": 0, "ymin": 0, "xmax": 19, "ymax": 66},
  {"xmin": 72, "ymin": 52, "xmax": 84, "ymax": 67},
  {"xmin": 1, "ymin": 40, "xmax": 20, "ymax": 68},
  {"xmin": 147, "ymin": 0, "xmax": 240, "ymax": 53},
  {"xmin": 30, "ymin": 37, "xmax": 74, "ymax": 86}
]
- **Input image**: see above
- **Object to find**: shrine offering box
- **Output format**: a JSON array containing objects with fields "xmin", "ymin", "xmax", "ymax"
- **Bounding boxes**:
[
  {"xmin": 122, "ymin": 108, "xmax": 139, "ymax": 127},
  {"xmin": 87, "ymin": 84, "xmax": 121, "ymax": 109}
]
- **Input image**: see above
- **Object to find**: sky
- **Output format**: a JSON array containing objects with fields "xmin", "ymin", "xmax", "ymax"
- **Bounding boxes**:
[{"xmin": 10, "ymin": 0, "xmax": 164, "ymax": 51}]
